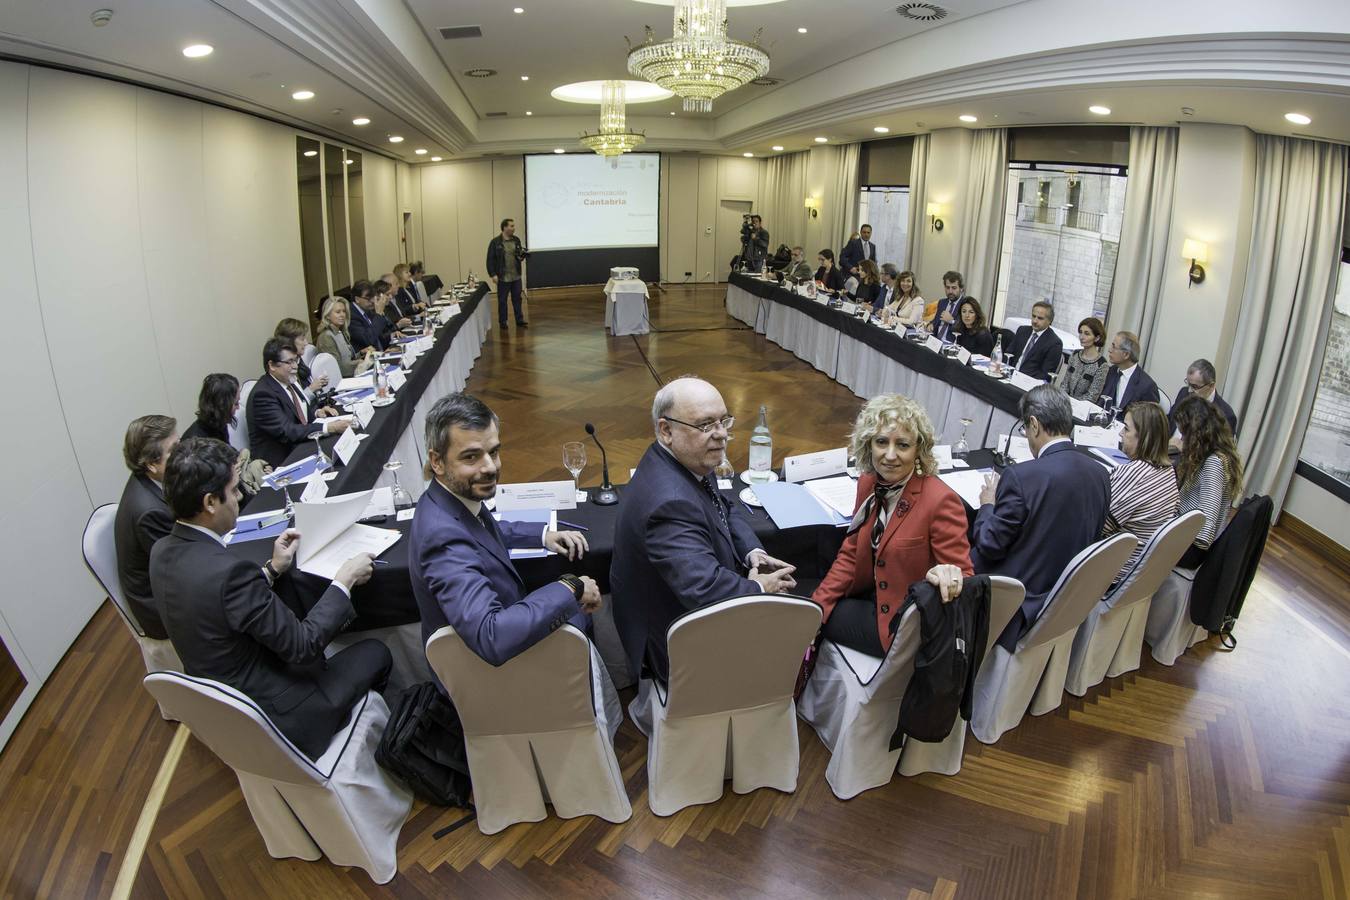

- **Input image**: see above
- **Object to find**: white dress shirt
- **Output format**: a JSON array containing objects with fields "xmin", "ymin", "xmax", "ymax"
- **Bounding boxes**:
[{"xmin": 1114, "ymin": 364, "xmax": 1137, "ymax": 408}]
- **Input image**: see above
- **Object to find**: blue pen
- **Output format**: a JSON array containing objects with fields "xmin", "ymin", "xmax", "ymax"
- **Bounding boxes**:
[
  {"xmin": 556, "ymin": 520, "xmax": 590, "ymax": 532},
  {"xmin": 372, "ymin": 560, "xmax": 390, "ymax": 566}
]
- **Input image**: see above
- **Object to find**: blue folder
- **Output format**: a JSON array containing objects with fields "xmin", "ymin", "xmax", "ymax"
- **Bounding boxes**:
[{"xmin": 750, "ymin": 482, "xmax": 849, "ymax": 530}]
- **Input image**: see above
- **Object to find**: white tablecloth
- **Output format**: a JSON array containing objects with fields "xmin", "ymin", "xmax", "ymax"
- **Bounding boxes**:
[{"xmin": 604, "ymin": 278, "xmax": 650, "ymax": 336}]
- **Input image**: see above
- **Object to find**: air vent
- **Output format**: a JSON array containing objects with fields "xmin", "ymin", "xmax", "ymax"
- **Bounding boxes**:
[
  {"xmin": 896, "ymin": 3, "xmax": 948, "ymax": 21},
  {"xmin": 438, "ymin": 25, "xmax": 483, "ymax": 40},
  {"xmin": 464, "ymin": 68, "xmax": 497, "ymax": 78},
  {"xmin": 485, "ymin": 111, "xmax": 508, "ymax": 118},
  {"xmin": 751, "ymin": 77, "xmax": 781, "ymax": 86}
]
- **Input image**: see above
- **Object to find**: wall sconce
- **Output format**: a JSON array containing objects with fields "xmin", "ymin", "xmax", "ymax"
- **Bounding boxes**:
[
  {"xmin": 926, "ymin": 201, "xmax": 944, "ymax": 232},
  {"xmin": 1182, "ymin": 238, "xmax": 1208, "ymax": 288},
  {"xmin": 804, "ymin": 196, "xmax": 820, "ymax": 218}
]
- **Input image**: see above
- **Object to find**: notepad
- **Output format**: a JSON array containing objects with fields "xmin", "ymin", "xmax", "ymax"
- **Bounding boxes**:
[
  {"xmin": 752, "ymin": 481, "xmax": 849, "ymax": 529},
  {"xmin": 938, "ymin": 469, "xmax": 993, "ymax": 510},
  {"xmin": 801, "ymin": 475, "xmax": 858, "ymax": 521},
  {"xmin": 293, "ymin": 490, "xmax": 401, "ymax": 580}
]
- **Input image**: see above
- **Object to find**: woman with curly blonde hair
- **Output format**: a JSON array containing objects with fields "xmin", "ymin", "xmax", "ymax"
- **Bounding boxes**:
[{"xmin": 812, "ymin": 394, "xmax": 973, "ymax": 655}]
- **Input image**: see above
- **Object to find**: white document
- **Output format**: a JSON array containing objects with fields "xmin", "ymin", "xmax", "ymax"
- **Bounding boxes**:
[
  {"xmin": 335, "ymin": 376, "xmax": 370, "ymax": 392},
  {"xmin": 997, "ymin": 434, "xmax": 1035, "ymax": 463},
  {"xmin": 803, "ymin": 475, "xmax": 860, "ymax": 519},
  {"xmin": 401, "ymin": 351, "xmax": 415, "ymax": 369},
  {"xmin": 955, "ymin": 346, "xmax": 971, "ymax": 365},
  {"xmin": 783, "ymin": 447, "xmax": 848, "ymax": 483},
  {"xmin": 1009, "ymin": 370, "xmax": 1043, "ymax": 392},
  {"xmin": 294, "ymin": 490, "xmax": 401, "ymax": 580},
  {"xmin": 924, "ymin": 335, "xmax": 944, "ymax": 354},
  {"xmin": 1069, "ymin": 397, "xmax": 1105, "ymax": 422},
  {"xmin": 387, "ymin": 369, "xmax": 407, "ymax": 391},
  {"xmin": 333, "ymin": 427, "xmax": 367, "ymax": 465},
  {"xmin": 1074, "ymin": 425, "xmax": 1124, "ymax": 449},
  {"xmin": 495, "ymin": 480, "xmax": 578, "ymax": 511},
  {"xmin": 353, "ymin": 399, "xmax": 375, "ymax": 428},
  {"xmin": 939, "ymin": 469, "xmax": 992, "ymax": 509},
  {"xmin": 396, "ymin": 507, "xmax": 416, "ymax": 522},
  {"xmin": 361, "ymin": 486, "xmax": 395, "ymax": 518},
  {"xmin": 932, "ymin": 444, "xmax": 955, "ymax": 471},
  {"xmin": 300, "ymin": 474, "xmax": 329, "ymax": 502}
]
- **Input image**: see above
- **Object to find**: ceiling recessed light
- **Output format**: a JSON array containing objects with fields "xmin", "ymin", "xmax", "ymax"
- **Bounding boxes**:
[
  {"xmin": 814, "ymin": 136, "xmax": 828, "ymax": 143},
  {"xmin": 743, "ymin": 152, "xmax": 754, "ymax": 157},
  {"xmin": 430, "ymin": 156, "xmax": 442, "ymax": 161},
  {"xmin": 1089, "ymin": 105, "xmax": 1111, "ymax": 115},
  {"xmin": 772, "ymin": 145, "xmax": 784, "ymax": 151},
  {"xmin": 513, "ymin": 6, "xmax": 524, "ymax": 12},
  {"xmin": 553, "ymin": 148, "xmax": 565, "ymax": 154},
  {"xmin": 958, "ymin": 114, "xmax": 977, "ymax": 123},
  {"xmin": 352, "ymin": 116, "xmax": 370, "ymax": 125},
  {"xmin": 291, "ymin": 89, "xmax": 314, "ymax": 100},
  {"xmin": 388, "ymin": 135, "xmax": 404, "ymax": 143},
  {"xmin": 1285, "ymin": 112, "xmax": 1311, "ymax": 125},
  {"xmin": 182, "ymin": 44, "xmax": 213, "ymax": 58},
  {"xmin": 525, "ymin": 110, "xmax": 533, "ymax": 115},
  {"xmin": 797, "ymin": 26, "xmax": 808, "ymax": 33},
  {"xmin": 520, "ymin": 75, "xmax": 529, "ymax": 81},
  {"xmin": 302, "ymin": 150, "xmax": 317, "ymax": 157},
  {"xmin": 415, "ymin": 148, "xmax": 427, "ymax": 155},
  {"xmin": 873, "ymin": 126, "xmax": 889, "ymax": 134}
]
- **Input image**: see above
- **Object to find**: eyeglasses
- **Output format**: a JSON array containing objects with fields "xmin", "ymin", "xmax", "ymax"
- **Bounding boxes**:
[
  {"xmin": 663, "ymin": 415, "xmax": 735, "ymax": 434},
  {"xmin": 276, "ymin": 357, "xmax": 298, "ymax": 367}
]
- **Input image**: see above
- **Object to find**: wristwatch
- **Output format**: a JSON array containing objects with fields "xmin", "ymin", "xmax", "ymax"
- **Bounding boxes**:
[
  {"xmin": 263, "ymin": 560, "xmax": 281, "ymax": 582},
  {"xmin": 556, "ymin": 574, "xmax": 584, "ymax": 602}
]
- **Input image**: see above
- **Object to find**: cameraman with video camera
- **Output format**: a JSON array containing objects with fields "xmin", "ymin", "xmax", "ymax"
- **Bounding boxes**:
[
  {"xmin": 487, "ymin": 217, "xmax": 530, "ymax": 331},
  {"xmin": 740, "ymin": 214, "xmax": 769, "ymax": 272}
]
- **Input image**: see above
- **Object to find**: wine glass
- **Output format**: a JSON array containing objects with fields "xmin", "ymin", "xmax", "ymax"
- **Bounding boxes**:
[
  {"xmin": 1098, "ymin": 393, "xmax": 1117, "ymax": 425},
  {"xmin": 954, "ymin": 417, "xmax": 973, "ymax": 458},
  {"xmin": 273, "ymin": 474, "xmax": 295, "ymax": 522},
  {"xmin": 563, "ymin": 441, "xmax": 587, "ymax": 502},
  {"xmin": 313, "ymin": 434, "xmax": 331, "ymax": 472},
  {"xmin": 383, "ymin": 459, "xmax": 411, "ymax": 511}
]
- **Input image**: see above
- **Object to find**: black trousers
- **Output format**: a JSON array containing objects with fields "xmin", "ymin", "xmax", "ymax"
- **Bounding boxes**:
[
  {"xmin": 271, "ymin": 638, "xmax": 393, "ymax": 760},
  {"xmin": 821, "ymin": 595, "xmax": 886, "ymax": 657},
  {"xmin": 497, "ymin": 278, "xmax": 524, "ymax": 324}
]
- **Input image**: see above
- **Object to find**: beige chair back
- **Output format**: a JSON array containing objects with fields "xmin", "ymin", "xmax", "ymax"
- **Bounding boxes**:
[{"xmin": 1021, "ymin": 534, "xmax": 1137, "ymax": 650}]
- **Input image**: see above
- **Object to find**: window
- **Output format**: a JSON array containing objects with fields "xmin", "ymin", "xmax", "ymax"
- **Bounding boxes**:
[
  {"xmin": 1298, "ymin": 255, "xmax": 1350, "ymax": 493},
  {"xmin": 857, "ymin": 187, "xmax": 909, "ymax": 271},
  {"xmin": 992, "ymin": 162, "xmax": 1127, "ymax": 328}
]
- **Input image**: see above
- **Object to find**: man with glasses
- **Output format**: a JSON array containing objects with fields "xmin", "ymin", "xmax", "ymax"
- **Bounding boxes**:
[
  {"xmin": 1168, "ymin": 358, "xmax": 1237, "ymax": 438},
  {"xmin": 247, "ymin": 337, "xmax": 352, "ymax": 468},
  {"xmin": 611, "ymin": 376, "xmax": 797, "ymax": 684}
]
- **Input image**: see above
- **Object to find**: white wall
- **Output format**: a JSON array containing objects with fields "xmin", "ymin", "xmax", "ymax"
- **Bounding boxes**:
[{"xmin": 364, "ymin": 153, "xmax": 401, "ymax": 276}]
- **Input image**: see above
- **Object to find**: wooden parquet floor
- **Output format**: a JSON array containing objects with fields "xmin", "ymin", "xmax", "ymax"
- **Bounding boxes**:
[{"xmin": 2, "ymin": 284, "xmax": 1348, "ymax": 899}]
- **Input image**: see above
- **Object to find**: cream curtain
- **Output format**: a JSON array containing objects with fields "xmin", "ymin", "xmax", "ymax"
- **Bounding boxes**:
[
  {"xmin": 758, "ymin": 150, "xmax": 809, "ymax": 251},
  {"xmin": 819, "ymin": 143, "xmax": 861, "ymax": 258},
  {"xmin": 1109, "ymin": 126, "xmax": 1179, "ymax": 365},
  {"xmin": 1226, "ymin": 134, "xmax": 1347, "ymax": 513},
  {"xmin": 954, "ymin": 128, "xmax": 1007, "ymax": 302},
  {"xmin": 905, "ymin": 134, "xmax": 930, "ymax": 282}
]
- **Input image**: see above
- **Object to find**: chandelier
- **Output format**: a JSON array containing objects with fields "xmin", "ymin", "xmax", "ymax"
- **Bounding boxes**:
[
  {"xmin": 579, "ymin": 81, "xmax": 646, "ymax": 157},
  {"xmin": 627, "ymin": 0, "xmax": 770, "ymax": 114}
]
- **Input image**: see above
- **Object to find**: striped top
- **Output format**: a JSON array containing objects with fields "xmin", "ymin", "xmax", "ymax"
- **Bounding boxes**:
[
  {"xmin": 1178, "ymin": 454, "xmax": 1231, "ymax": 549},
  {"xmin": 1103, "ymin": 459, "xmax": 1181, "ymax": 573}
]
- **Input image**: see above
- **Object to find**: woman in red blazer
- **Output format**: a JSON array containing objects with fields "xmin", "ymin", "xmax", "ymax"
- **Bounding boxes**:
[{"xmin": 812, "ymin": 394, "xmax": 973, "ymax": 656}]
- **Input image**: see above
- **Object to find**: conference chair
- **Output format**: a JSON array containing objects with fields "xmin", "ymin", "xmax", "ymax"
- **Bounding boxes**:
[
  {"xmin": 231, "ymin": 379, "xmax": 257, "ymax": 452},
  {"xmin": 1065, "ymin": 512, "xmax": 1204, "ymax": 695},
  {"xmin": 1156, "ymin": 385, "xmax": 1173, "ymax": 412},
  {"xmin": 301, "ymin": 342, "xmax": 317, "ymax": 368},
  {"xmin": 328, "ymin": 626, "xmax": 432, "ymax": 695},
  {"xmin": 143, "ymin": 672, "xmax": 411, "ymax": 883},
  {"xmin": 311, "ymin": 352, "xmax": 342, "ymax": 391},
  {"xmin": 971, "ymin": 534, "xmax": 1137, "ymax": 744},
  {"xmin": 629, "ymin": 595, "xmax": 820, "ymax": 815},
  {"xmin": 81, "ymin": 504, "xmax": 183, "ymax": 719},
  {"xmin": 424, "ymin": 625, "xmax": 630, "ymax": 835},
  {"xmin": 896, "ymin": 576, "xmax": 1025, "ymax": 778}
]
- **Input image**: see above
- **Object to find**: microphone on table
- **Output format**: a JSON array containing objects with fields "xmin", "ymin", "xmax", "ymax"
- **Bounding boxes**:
[
  {"xmin": 584, "ymin": 422, "xmax": 620, "ymax": 506},
  {"xmin": 993, "ymin": 427, "xmax": 1016, "ymax": 468}
]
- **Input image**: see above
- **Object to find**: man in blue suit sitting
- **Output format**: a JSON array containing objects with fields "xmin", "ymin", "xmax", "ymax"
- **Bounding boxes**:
[
  {"xmin": 1101, "ymin": 330, "xmax": 1161, "ymax": 421},
  {"xmin": 971, "ymin": 385, "xmax": 1110, "ymax": 651},
  {"xmin": 611, "ymin": 377, "xmax": 798, "ymax": 683},
  {"xmin": 409, "ymin": 392, "xmax": 597, "ymax": 669}
]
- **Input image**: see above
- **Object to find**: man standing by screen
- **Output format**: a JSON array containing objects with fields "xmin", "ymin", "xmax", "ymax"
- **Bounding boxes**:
[{"xmin": 487, "ymin": 218, "xmax": 529, "ymax": 330}]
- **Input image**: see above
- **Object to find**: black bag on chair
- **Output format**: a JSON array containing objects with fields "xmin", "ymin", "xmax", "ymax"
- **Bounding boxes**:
[
  {"xmin": 1188, "ymin": 494, "xmax": 1273, "ymax": 647},
  {"xmin": 377, "ymin": 682, "xmax": 473, "ymax": 809}
]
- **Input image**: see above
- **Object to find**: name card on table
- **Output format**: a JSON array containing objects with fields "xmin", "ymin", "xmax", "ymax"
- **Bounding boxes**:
[
  {"xmin": 1009, "ymin": 370, "xmax": 1043, "ymax": 392},
  {"xmin": 353, "ymin": 399, "xmax": 375, "ymax": 429},
  {"xmin": 783, "ymin": 447, "xmax": 848, "ymax": 483},
  {"xmin": 387, "ymin": 369, "xmax": 407, "ymax": 392},
  {"xmin": 1069, "ymin": 397, "xmax": 1105, "ymax": 422},
  {"xmin": 839, "ymin": 301, "xmax": 858, "ymax": 316},
  {"xmin": 996, "ymin": 434, "xmax": 1035, "ymax": 463},
  {"xmin": 415, "ymin": 335, "xmax": 434, "ymax": 353},
  {"xmin": 401, "ymin": 350, "xmax": 416, "ymax": 368},
  {"xmin": 300, "ymin": 474, "xmax": 329, "ymax": 502},
  {"xmin": 955, "ymin": 346, "xmax": 971, "ymax": 365},
  {"xmin": 333, "ymin": 427, "xmax": 367, "ymax": 465},
  {"xmin": 924, "ymin": 335, "xmax": 944, "ymax": 354},
  {"xmin": 1074, "ymin": 424, "xmax": 1124, "ymax": 449},
  {"xmin": 495, "ymin": 480, "xmax": 578, "ymax": 512}
]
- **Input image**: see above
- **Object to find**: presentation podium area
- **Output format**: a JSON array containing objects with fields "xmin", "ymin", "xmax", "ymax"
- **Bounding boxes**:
[{"xmin": 604, "ymin": 278, "xmax": 650, "ymax": 336}]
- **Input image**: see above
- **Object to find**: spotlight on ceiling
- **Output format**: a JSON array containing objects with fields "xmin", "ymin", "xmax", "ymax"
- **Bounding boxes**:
[
  {"xmin": 415, "ymin": 148, "xmax": 427, "ymax": 155},
  {"xmin": 1089, "ymin": 105, "xmax": 1111, "ymax": 115},
  {"xmin": 1284, "ymin": 112, "xmax": 1311, "ymax": 125},
  {"xmin": 389, "ymin": 135, "xmax": 404, "ymax": 143},
  {"xmin": 182, "ymin": 44, "xmax": 213, "ymax": 58},
  {"xmin": 553, "ymin": 148, "xmax": 565, "ymax": 154},
  {"xmin": 959, "ymin": 114, "xmax": 977, "ymax": 123},
  {"xmin": 873, "ymin": 126, "xmax": 889, "ymax": 134},
  {"xmin": 814, "ymin": 136, "xmax": 828, "ymax": 143},
  {"xmin": 291, "ymin": 90, "xmax": 315, "ymax": 100},
  {"xmin": 772, "ymin": 145, "xmax": 784, "ymax": 151},
  {"xmin": 352, "ymin": 116, "xmax": 370, "ymax": 125}
]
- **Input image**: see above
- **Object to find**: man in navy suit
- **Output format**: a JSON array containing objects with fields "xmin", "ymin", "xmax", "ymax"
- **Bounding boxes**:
[
  {"xmin": 114, "ymin": 414, "xmax": 179, "ymax": 640},
  {"xmin": 409, "ymin": 393, "xmax": 596, "ymax": 670},
  {"xmin": 247, "ymin": 338, "xmax": 351, "ymax": 468},
  {"xmin": 1168, "ymin": 358, "xmax": 1238, "ymax": 436},
  {"xmin": 839, "ymin": 224, "xmax": 876, "ymax": 276},
  {"xmin": 611, "ymin": 377, "xmax": 798, "ymax": 682},
  {"xmin": 1007, "ymin": 300, "xmax": 1065, "ymax": 381},
  {"xmin": 971, "ymin": 385, "xmax": 1110, "ymax": 650},
  {"xmin": 1101, "ymin": 330, "xmax": 1160, "ymax": 420},
  {"xmin": 347, "ymin": 280, "xmax": 388, "ymax": 353},
  {"xmin": 929, "ymin": 271, "xmax": 969, "ymax": 342}
]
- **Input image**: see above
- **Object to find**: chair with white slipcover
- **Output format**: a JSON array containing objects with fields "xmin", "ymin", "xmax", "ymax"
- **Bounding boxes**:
[
  {"xmin": 424, "ymin": 624, "xmax": 629, "ymax": 835},
  {"xmin": 1143, "ymin": 567, "xmax": 1210, "ymax": 665},
  {"xmin": 230, "ymin": 379, "xmax": 256, "ymax": 451},
  {"xmin": 310, "ymin": 352, "xmax": 342, "ymax": 392},
  {"xmin": 143, "ymin": 672, "xmax": 412, "ymax": 884}
]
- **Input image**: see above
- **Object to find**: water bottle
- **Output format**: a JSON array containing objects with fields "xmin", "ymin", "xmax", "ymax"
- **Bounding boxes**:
[
  {"xmin": 467, "ymin": 269, "xmax": 475, "ymax": 290},
  {"xmin": 991, "ymin": 333, "xmax": 1003, "ymax": 374},
  {"xmin": 748, "ymin": 405, "xmax": 773, "ymax": 482},
  {"xmin": 372, "ymin": 359, "xmax": 387, "ymax": 399}
]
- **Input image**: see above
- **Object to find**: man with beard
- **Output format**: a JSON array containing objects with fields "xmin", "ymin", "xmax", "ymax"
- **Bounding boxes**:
[{"xmin": 409, "ymin": 392, "xmax": 597, "ymax": 670}]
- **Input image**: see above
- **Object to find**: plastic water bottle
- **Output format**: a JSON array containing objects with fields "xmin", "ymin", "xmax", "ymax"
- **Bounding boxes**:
[
  {"xmin": 991, "ymin": 333, "xmax": 1004, "ymax": 374},
  {"xmin": 748, "ymin": 406, "xmax": 773, "ymax": 482}
]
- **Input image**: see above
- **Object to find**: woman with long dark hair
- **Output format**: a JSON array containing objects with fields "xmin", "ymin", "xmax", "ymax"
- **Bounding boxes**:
[
  {"xmin": 1172, "ymin": 396, "xmax": 1245, "ymax": 568},
  {"xmin": 182, "ymin": 373, "xmax": 240, "ymax": 443},
  {"xmin": 953, "ymin": 297, "xmax": 996, "ymax": 356}
]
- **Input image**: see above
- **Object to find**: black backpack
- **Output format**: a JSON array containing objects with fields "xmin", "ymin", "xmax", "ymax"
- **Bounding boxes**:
[{"xmin": 377, "ymin": 682, "xmax": 473, "ymax": 809}]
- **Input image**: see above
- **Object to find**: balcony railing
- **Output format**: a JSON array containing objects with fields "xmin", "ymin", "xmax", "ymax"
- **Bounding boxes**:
[{"xmin": 1016, "ymin": 203, "xmax": 1105, "ymax": 232}]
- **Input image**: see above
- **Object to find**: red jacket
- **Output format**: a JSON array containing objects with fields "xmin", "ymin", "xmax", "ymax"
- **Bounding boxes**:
[{"xmin": 812, "ymin": 472, "xmax": 974, "ymax": 651}]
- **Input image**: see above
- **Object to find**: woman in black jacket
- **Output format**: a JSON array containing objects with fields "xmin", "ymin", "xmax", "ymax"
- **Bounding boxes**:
[
  {"xmin": 953, "ymin": 297, "xmax": 996, "ymax": 356},
  {"xmin": 814, "ymin": 249, "xmax": 845, "ymax": 292},
  {"xmin": 182, "ymin": 373, "xmax": 240, "ymax": 443}
]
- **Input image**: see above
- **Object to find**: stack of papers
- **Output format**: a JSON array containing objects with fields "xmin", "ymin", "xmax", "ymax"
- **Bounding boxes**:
[
  {"xmin": 751, "ymin": 481, "xmax": 850, "ymax": 529},
  {"xmin": 938, "ymin": 469, "xmax": 993, "ymax": 509},
  {"xmin": 293, "ymin": 490, "xmax": 401, "ymax": 579},
  {"xmin": 802, "ymin": 475, "xmax": 859, "ymax": 520}
]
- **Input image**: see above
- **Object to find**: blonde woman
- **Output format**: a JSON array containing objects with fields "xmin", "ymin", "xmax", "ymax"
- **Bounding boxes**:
[
  {"xmin": 314, "ymin": 296, "xmax": 374, "ymax": 378},
  {"xmin": 812, "ymin": 394, "xmax": 973, "ymax": 655}
]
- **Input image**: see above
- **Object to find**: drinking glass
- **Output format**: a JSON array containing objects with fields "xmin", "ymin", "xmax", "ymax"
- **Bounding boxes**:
[
  {"xmin": 383, "ymin": 459, "xmax": 411, "ymax": 511},
  {"xmin": 273, "ymin": 474, "xmax": 295, "ymax": 522},
  {"xmin": 1099, "ymin": 393, "xmax": 1117, "ymax": 424},
  {"xmin": 954, "ymin": 417, "xmax": 973, "ymax": 457},
  {"xmin": 313, "ymin": 434, "xmax": 331, "ymax": 472},
  {"xmin": 563, "ymin": 441, "xmax": 587, "ymax": 501}
]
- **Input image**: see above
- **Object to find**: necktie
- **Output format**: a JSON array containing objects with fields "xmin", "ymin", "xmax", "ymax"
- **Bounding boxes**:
[
  {"xmin": 287, "ymin": 383, "xmax": 307, "ymax": 424},
  {"xmin": 477, "ymin": 507, "xmax": 505, "ymax": 550},
  {"xmin": 1018, "ymin": 330, "xmax": 1040, "ymax": 372},
  {"xmin": 701, "ymin": 474, "xmax": 730, "ymax": 534}
]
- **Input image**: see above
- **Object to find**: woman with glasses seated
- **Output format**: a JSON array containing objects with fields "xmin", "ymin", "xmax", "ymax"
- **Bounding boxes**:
[{"xmin": 811, "ymin": 394, "xmax": 972, "ymax": 656}]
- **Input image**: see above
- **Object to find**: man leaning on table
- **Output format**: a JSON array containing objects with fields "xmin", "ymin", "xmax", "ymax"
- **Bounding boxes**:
[
  {"xmin": 1008, "ymin": 300, "xmax": 1065, "ymax": 382},
  {"xmin": 247, "ymin": 337, "xmax": 351, "ymax": 468},
  {"xmin": 409, "ymin": 392, "xmax": 596, "ymax": 671}
]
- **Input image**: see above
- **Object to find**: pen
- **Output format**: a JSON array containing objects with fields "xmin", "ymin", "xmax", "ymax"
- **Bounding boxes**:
[
  {"xmin": 372, "ymin": 560, "xmax": 390, "ymax": 565},
  {"xmin": 740, "ymin": 498, "xmax": 757, "ymax": 516},
  {"xmin": 556, "ymin": 520, "xmax": 590, "ymax": 532}
]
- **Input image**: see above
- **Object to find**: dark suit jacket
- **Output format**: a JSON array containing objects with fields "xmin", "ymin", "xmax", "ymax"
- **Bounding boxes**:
[
  {"xmin": 611, "ymin": 443, "xmax": 761, "ymax": 682},
  {"xmin": 1009, "ymin": 325, "xmax": 1065, "ymax": 382},
  {"xmin": 396, "ymin": 285, "xmax": 421, "ymax": 313},
  {"xmin": 956, "ymin": 327, "xmax": 996, "ymax": 357},
  {"xmin": 853, "ymin": 281, "xmax": 882, "ymax": 309},
  {"xmin": 815, "ymin": 266, "xmax": 845, "ymax": 292},
  {"xmin": 929, "ymin": 295, "xmax": 965, "ymax": 341},
  {"xmin": 347, "ymin": 304, "xmax": 385, "ymax": 353},
  {"xmin": 113, "ymin": 474, "xmax": 174, "ymax": 639},
  {"xmin": 1168, "ymin": 387, "xmax": 1238, "ymax": 434},
  {"xmin": 1102, "ymin": 365, "xmax": 1161, "ymax": 419},
  {"xmin": 971, "ymin": 441, "xmax": 1110, "ymax": 645},
  {"xmin": 385, "ymin": 291, "xmax": 414, "ymax": 322},
  {"xmin": 839, "ymin": 237, "xmax": 876, "ymax": 275},
  {"xmin": 410, "ymin": 479, "xmax": 585, "ymax": 669},
  {"xmin": 150, "ymin": 523, "xmax": 359, "ymax": 757},
  {"xmin": 247, "ymin": 373, "xmax": 319, "ymax": 468}
]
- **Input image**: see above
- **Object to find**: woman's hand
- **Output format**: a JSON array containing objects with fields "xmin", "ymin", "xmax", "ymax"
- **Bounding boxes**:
[{"xmin": 926, "ymin": 564, "xmax": 964, "ymax": 603}]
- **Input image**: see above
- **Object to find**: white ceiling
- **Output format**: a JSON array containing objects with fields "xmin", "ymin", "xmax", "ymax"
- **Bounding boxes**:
[{"xmin": 1, "ymin": 0, "xmax": 1348, "ymax": 164}]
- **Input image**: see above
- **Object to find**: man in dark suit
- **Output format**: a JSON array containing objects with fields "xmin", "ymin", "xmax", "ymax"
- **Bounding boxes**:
[
  {"xmin": 114, "ymin": 414, "xmax": 179, "ymax": 639},
  {"xmin": 611, "ymin": 377, "xmax": 798, "ymax": 682},
  {"xmin": 1168, "ymin": 358, "xmax": 1238, "ymax": 435},
  {"xmin": 347, "ymin": 280, "xmax": 388, "ymax": 353},
  {"xmin": 1008, "ymin": 300, "xmax": 1065, "ymax": 381},
  {"xmin": 929, "ymin": 270, "xmax": 969, "ymax": 342},
  {"xmin": 247, "ymin": 338, "xmax": 351, "ymax": 467},
  {"xmin": 151, "ymin": 437, "xmax": 387, "ymax": 759},
  {"xmin": 971, "ymin": 385, "xmax": 1110, "ymax": 650},
  {"xmin": 377, "ymin": 274, "xmax": 415, "ymax": 327},
  {"xmin": 1102, "ymin": 330, "xmax": 1160, "ymax": 420},
  {"xmin": 839, "ymin": 224, "xmax": 876, "ymax": 276},
  {"xmin": 409, "ymin": 393, "xmax": 596, "ymax": 669}
]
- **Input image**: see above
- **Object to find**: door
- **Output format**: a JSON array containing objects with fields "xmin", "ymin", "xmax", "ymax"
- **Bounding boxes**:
[{"xmin": 716, "ymin": 199, "xmax": 753, "ymax": 282}]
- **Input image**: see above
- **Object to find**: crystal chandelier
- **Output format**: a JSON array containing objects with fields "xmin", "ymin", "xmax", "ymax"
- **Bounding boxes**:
[
  {"xmin": 579, "ymin": 81, "xmax": 646, "ymax": 157},
  {"xmin": 627, "ymin": 0, "xmax": 769, "ymax": 114}
]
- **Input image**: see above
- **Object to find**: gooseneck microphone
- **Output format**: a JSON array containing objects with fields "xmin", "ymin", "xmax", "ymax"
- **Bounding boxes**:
[{"xmin": 584, "ymin": 422, "xmax": 619, "ymax": 506}]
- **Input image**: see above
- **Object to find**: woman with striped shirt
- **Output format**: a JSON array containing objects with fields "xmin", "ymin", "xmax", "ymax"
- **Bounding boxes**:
[
  {"xmin": 1103, "ymin": 402, "xmax": 1180, "ymax": 578},
  {"xmin": 1172, "ymin": 396, "xmax": 1245, "ymax": 569}
]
